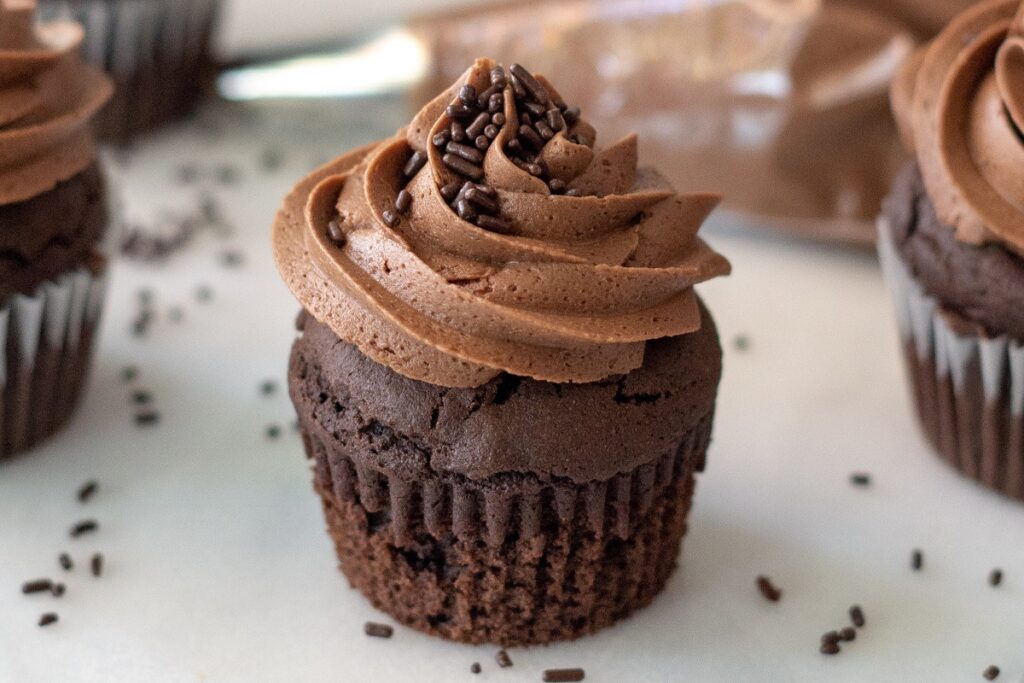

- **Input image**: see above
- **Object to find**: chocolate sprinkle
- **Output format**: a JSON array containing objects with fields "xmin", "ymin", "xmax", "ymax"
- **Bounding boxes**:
[
  {"xmin": 984, "ymin": 665, "xmax": 1000, "ymax": 680},
  {"xmin": 850, "ymin": 473, "xmax": 872, "ymax": 487},
  {"xmin": 38, "ymin": 613, "xmax": 58, "ymax": 627},
  {"xmin": 756, "ymin": 575, "xmax": 782, "ymax": 602},
  {"xmin": 382, "ymin": 210, "xmax": 400, "ymax": 228},
  {"xmin": 432, "ymin": 130, "xmax": 451, "ymax": 148},
  {"xmin": 509, "ymin": 63, "xmax": 550, "ymax": 104},
  {"xmin": 135, "ymin": 411, "xmax": 161, "ymax": 427},
  {"xmin": 446, "ymin": 141, "xmax": 484, "ymax": 164},
  {"xmin": 77, "ymin": 480, "xmax": 99, "ymax": 503},
  {"xmin": 911, "ymin": 549, "xmax": 923, "ymax": 571},
  {"xmin": 58, "ymin": 554, "xmax": 73, "ymax": 571},
  {"xmin": 327, "ymin": 219, "xmax": 346, "ymax": 245},
  {"xmin": 442, "ymin": 153, "xmax": 483, "ymax": 180},
  {"xmin": 542, "ymin": 668, "xmax": 585, "ymax": 682},
  {"xmin": 70, "ymin": 520, "xmax": 98, "ymax": 538},
  {"xmin": 403, "ymin": 151, "xmax": 428, "ymax": 178},
  {"xmin": 470, "ymin": 663, "xmax": 481, "ymax": 674},
  {"xmin": 989, "ymin": 568, "xmax": 1003, "ymax": 586},
  {"xmin": 496, "ymin": 650, "xmax": 513, "ymax": 668},
  {"xmin": 51, "ymin": 583, "xmax": 65, "ymax": 597},
  {"xmin": 364, "ymin": 622, "xmax": 393, "ymax": 639},
  {"xmin": 819, "ymin": 641, "xmax": 840, "ymax": 656},
  {"xmin": 260, "ymin": 381, "xmax": 278, "ymax": 396},
  {"xmin": 90, "ymin": 554, "xmax": 104, "ymax": 578},
  {"xmin": 22, "ymin": 579, "xmax": 53, "ymax": 594},
  {"xmin": 133, "ymin": 391, "xmax": 152, "ymax": 405},
  {"xmin": 121, "ymin": 366, "xmax": 138, "ymax": 383},
  {"xmin": 266, "ymin": 425, "xmax": 282, "ymax": 440},
  {"xmin": 849, "ymin": 605, "xmax": 865, "ymax": 628},
  {"xmin": 395, "ymin": 190, "xmax": 413, "ymax": 215},
  {"xmin": 839, "ymin": 627, "xmax": 856, "ymax": 642},
  {"xmin": 476, "ymin": 215, "xmax": 514, "ymax": 234}
]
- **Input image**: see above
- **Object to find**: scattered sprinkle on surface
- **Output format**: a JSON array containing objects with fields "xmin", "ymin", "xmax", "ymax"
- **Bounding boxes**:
[
  {"xmin": 912, "ymin": 549, "xmax": 924, "ymax": 571},
  {"xmin": 363, "ymin": 622, "xmax": 393, "ymax": 639},
  {"xmin": 496, "ymin": 650, "xmax": 513, "ymax": 668},
  {"xmin": 849, "ymin": 605, "xmax": 866, "ymax": 628},
  {"xmin": 58, "ymin": 554, "xmax": 73, "ymax": 571},
  {"xmin": 849, "ymin": 473, "xmax": 871, "ymax": 487},
  {"xmin": 542, "ymin": 668, "xmax": 585, "ymax": 682},
  {"xmin": 21, "ymin": 579, "xmax": 53, "ymax": 594},
  {"xmin": 983, "ymin": 665, "xmax": 1000, "ymax": 680},
  {"xmin": 470, "ymin": 662, "xmax": 481, "ymax": 674},
  {"xmin": 756, "ymin": 575, "xmax": 782, "ymax": 602},
  {"xmin": 91, "ymin": 554, "xmax": 104, "ymax": 578},
  {"xmin": 76, "ymin": 480, "xmax": 99, "ymax": 503},
  {"xmin": 38, "ymin": 613, "xmax": 58, "ymax": 627},
  {"xmin": 989, "ymin": 569, "xmax": 1003, "ymax": 587},
  {"xmin": 69, "ymin": 520, "xmax": 98, "ymax": 538}
]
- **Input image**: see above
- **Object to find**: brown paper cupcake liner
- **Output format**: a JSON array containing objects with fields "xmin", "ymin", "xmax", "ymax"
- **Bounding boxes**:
[
  {"xmin": 39, "ymin": 0, "xmax": 220, "ymax": 140},
  {"xmin": 878, "ymin": 218, "xmax": 1024, "ymax": 500},
  {"xmin": 297, "ymin": 409, "xmax": 713, "ymax": 646},
  {"xmin": 0, "ymin": 265, "xmax": 108, "ymax": 458}
]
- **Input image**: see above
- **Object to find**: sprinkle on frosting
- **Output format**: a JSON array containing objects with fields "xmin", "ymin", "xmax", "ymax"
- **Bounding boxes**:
[
  {"xmin": 273, "ymin": 58, "xmax": 730, "ymax": 388},
  {"xmin": 891, "ymin": 0, "xmax": 1024, "ymax": 257},
  {"xmin": 0, "ymin": 0, "xmax": 112, "ymax": 205}
]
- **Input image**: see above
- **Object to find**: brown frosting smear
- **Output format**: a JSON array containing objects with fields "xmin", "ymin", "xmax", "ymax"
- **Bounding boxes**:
[
  {"xmin": 891, "ymin": 0, "xmax": 1024, "ymax": 257},
  {"xmin": 274, "ymin": 58, "xmax": 730, "ymax": 388},
  {"xmin": 0, "ymin": 0, "xmax": 112, "ymax": 205}
]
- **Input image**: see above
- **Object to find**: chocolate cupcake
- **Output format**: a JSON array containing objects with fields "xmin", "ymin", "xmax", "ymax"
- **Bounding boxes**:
[
  {"xmin": 274, "ymin": 58, "xmax": 731, "ymax": 645},
  {"xmin": 38, "ymin": 0, "xmax": 219, "ymax": 140},
  {"xmin": 880, "ymin": 0, "xmax": 1024, "ymax": 499},
  {"xmin": 0, "ymin": 1, "xmax": 113, "ymax": 457}
]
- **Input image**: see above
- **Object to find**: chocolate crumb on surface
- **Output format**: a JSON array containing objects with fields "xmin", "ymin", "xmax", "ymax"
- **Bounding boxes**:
[
  {"xmin": 849, "ymin": 605, "xmax": 866, "ymax": 628},
  {"xmin": 911, "ymin": 549, "xmax": 924, "ymax": 571},
  {"xmin": 90, "ymin": 554, "xmax": 104, "ymax": 578},
  {"xmin": 496, "ymin": 650, "xmax": 513, "ymax": 668},
  {"xmin": 22, "ymin": 579, "xmax": 53, "ymax": 594},
  {"xmin": 58, "ymin": 554, "xmax": 73, "ymax": 571},
  {"xmin": 989, "ymin": 569, "xmax": 1003, "ymax": 587},
  {"xmin": 38, "ymin": 613, "xmax": 58, "ymax": 627},
  {"xmin": 983, "ymin": 665, "xmax": 1000, "ymax": 680},
  {"xmin": 849, "ymin": 473, "xmax": 871, "ymax": 487},
  {"xmin": 756, "ymin": 575, "xmax": 782, "ymax": 602},
  {"xmin": 470, "ymin": 663, "xmax": 481, "ymax": 674},
  {"xmin": 542, "ymin": 668, "xmax": 585, "ymax": 682},
  {"xmin": 70, "ymin": 520, "xmax": 98, "ymax": 538},
  {"xmin": 77, "ymin": 480, "xmax": 99, "ymax": 503},
  {"xmin": 364, "ymin": 622, "xmax": 393, "ymax": 639}
]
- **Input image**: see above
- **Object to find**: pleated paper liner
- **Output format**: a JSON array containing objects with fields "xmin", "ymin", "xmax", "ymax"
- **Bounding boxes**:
[
  {"xmin": 39, "ymin": 0, "xmax": 220, "ymax": 140},
  {"xmin": 298, "ymin": 412, "xmax": 714, "ymax": 646},
  {"xmin": 0, "ymin": 264, "xmax": 108, "ymax": 458},
  {"xmin": 878, "ymin": 218, "xmax": 1024, "ymax": 501}
]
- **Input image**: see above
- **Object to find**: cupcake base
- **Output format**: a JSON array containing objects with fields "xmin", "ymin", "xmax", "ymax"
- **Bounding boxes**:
[{"xmin": 303, "ymin": 416, "xmax": 710, "ymax": 646}]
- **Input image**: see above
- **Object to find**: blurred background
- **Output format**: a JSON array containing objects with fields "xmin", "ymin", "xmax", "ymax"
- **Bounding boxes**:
[{"xmin": 42, "ymin": 0, "xmax": 979, "ymax": 244}]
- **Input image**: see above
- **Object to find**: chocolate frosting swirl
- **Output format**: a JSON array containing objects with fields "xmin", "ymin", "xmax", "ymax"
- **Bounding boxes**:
[
  {"xmin": 274, "ymin": 58, "xmax": 730, "ymax": 388},
  {"xmin": 0, "ymin": 0, "xmax": 112, "ymax": 205},
  {"xmin": 891, "ymin": 0, "xmax": 1024, "ymax": 256}
]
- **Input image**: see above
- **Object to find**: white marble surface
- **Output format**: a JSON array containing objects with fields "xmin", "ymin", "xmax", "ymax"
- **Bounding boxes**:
[{"xmin": 1, "ymin": 101, "xmax": 1023, "ymax": 683}]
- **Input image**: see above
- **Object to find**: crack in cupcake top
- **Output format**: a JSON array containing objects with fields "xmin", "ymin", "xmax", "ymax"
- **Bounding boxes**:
[
  {"xmin": 0, "ymin": 0, "xmax": 112, "ymax": 205},
  {"xmin": 891, "ymin": 0, "xmax": 1024, "ymax": 257},
  {"xmin": 290, "ymin": 58, "xmax": 730, "ymax": 388}
]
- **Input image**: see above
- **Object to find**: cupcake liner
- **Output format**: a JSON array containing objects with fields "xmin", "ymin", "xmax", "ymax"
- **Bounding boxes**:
[
  {"xmin": 297, "ymin": 410, "xmax": 713, "ymax": 645},
  {"xmin": 39, "ymin": 0, "xmax": 220, "ymax": 140},
  {"xmin": 878, "ymin": 218, "xmax": 1024, "ymax": 499},
  {"xmin": 0, "ymin": 266, "xmax": 108, "ymax": 458}
]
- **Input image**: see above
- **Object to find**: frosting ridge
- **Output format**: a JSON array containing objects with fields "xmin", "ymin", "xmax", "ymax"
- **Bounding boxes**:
[
  {"xmin": 277, "ymin": 58, "xmax": 730, "ymax": 388},
  {"xmin": 0, "ymin": 0, "xmax": 113, "ymax": 205},
  {"xmin": 891, "ymin": 0, "xmax": 1024, "ymax": 256}
]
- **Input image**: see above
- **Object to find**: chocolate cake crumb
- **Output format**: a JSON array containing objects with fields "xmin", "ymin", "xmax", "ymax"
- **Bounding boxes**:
[
  {"xmin": 849, "ymin": 605, "xmax": 865, "ymax": 628},
  {"xmin": 364, "ymin": 622, "xmax": 393, "ymax": 639},
  {"xmin": 911, "ymin": 549, "xmax": 923, "ymax": 571},
  {"xmin": 70, "ymin": 520, "xmax": 98, "ymax": 538},
  {"xmin": 756, "ymin": 575, "xmax": 782, "ymax": 602},
  {"xmin": 983, "ymin": 665, "xmax": 1000, "ymax": 680},
  {"xmin": 496, "ymin": 650, "xmax": 513, "ymax": 668},
  {"xmin": 77, "ymin": 480, "xmax": 99, "ymax": 503},
  {"xmin": 38, "ymin": 613, "xmax": 58, "ymax": 627},
  {"xmin": 542, "ymin": 668, "xmax": 585, "ymax": 682},
  {"xmin": 91, "ymin": 554, "xmax": 104, "ymax": 578},
  {"xmin": 22, "ymin": 579, "xmax": 53, "ymax": 594},
  {"xmin": 849, "ymin": 473, "xmax": 871, "ymax": 487},
  {"xmin": 470, "ymin": 663, "xmax": 481, "ymax": 674},
  {"xmin": 989, "ymin": 569, "xmax": 1003, "ymax": 587},
  {"xmin": 58, "ymin": 554, "xmax": 73, "ymax": 571}
]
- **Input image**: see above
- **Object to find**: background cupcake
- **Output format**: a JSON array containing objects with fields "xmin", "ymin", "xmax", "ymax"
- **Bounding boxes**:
[
  {"xmin": 274, "ymin": 58, "xmax": 730, "ymax": 645},
  {"xmin": 0, "ymin": 1, "xmax": 113, "ymax": 457},
  {"xmin": 38, "ymin": 0, "xmax": 220, "ymax": 140},
  {"xmin": 880, "ymin": 0, "xmax": 1024, "ymax": 499}
]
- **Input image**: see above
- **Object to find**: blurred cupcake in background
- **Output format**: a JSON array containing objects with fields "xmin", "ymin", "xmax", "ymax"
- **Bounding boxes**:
[
  {"xmin": 0, "ymin": 0, "xmax": 113, "ymax": 457},
  {"xmin": 38, "ymin": 0, "xmax": 220, "ymax": 140},
  {"xmin": 880, "ymin": 0, "xmax": 1024, "ymax": 500}
]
